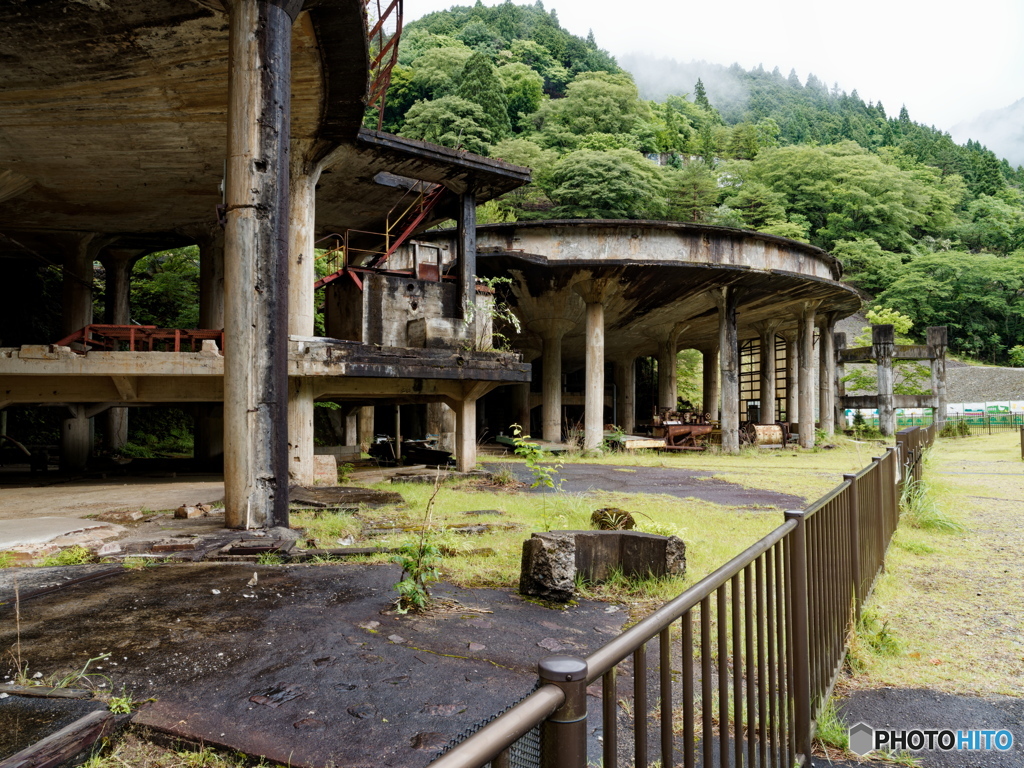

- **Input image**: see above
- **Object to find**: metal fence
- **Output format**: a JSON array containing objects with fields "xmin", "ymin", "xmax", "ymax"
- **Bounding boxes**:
[
  {"xmin": 429, "ymin": 425, "xmax": 935, "ymax": 768},
  {"xmin": 941, "ymin": 412, "xmax": 1024, "ymax": 436}
]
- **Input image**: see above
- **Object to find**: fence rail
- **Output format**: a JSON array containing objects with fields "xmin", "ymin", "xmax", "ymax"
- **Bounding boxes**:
[{"xmin": 430, "ymin": 425, "xmax": 935, "ymax": 768}]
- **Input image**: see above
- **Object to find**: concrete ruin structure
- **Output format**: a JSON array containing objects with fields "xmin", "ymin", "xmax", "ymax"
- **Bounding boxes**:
[
  {"xmin": 416, "ymin": 221, "xmax": 862, "ymax": 452},
  {"xmin": 837, "ymin": 324, "xmax": 948, "ymax": 435},
  {"xmin": 0, "ymin": 1, "xmax": 530, "ymax": 529}
]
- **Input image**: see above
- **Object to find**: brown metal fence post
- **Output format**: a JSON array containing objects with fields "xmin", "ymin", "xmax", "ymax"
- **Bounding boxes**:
[
  {"xmin": 1020, "ymin": 425, "xmax": 1023, "ymax": 460},
  {"xmin": 844, "ymin": 473, "xmax": 862, "ymax": 619},
  {"xmin": 784, "ymin": 510, "xmax": 813, "ymax": 765},
  {"xmin": 539, "ymin": 655, "xmax": 589, "ymax": 768}
]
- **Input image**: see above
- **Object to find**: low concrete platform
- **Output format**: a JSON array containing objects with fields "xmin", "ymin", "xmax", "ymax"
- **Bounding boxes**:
[
  {"xmin": 0, "ymin": 563, "xmax": 626, "ymax": 768},
  {"xmin": 0, "ymin": 517, "xmax": 118, "ymax": 549}
]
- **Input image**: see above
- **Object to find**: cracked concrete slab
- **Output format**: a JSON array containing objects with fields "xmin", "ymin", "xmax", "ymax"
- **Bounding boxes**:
[{"xmin": 0, "ymin": 517, "xmax": 122, "ymax": 549}]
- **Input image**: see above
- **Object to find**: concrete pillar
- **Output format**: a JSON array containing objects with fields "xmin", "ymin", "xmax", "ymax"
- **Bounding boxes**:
[
  {"xmin": 61, "ymin": 405, "xmax": 91, "ymax": 472},
  {"xmin": 540, "ymin": 331, "xmax": 563, "ymax": 443},
  {"xmin": 457, "ymin": 190, "xmax": 477, "ymax": 320},
  {"xmin": 615, "ymin": 357, "xmax": 636, "ymax": 433},
  {"xmin": 796, "ymin": 302, "xmax": 820, "ymax": 448},
  {"xmin": 358, "ymin": 406, "xmax": 374, "ymax": 453},
  {"xmin": 714, "ymin": 287, "xmax": 741, "ymax": 453},
  {"xmin": 194, "ymin": 404, "xmax": 225, "ymax": 465},
  {"xmin": 285, "ymin": 154, "xmax": 322, "ymax": 487},
  {"xmin": 818, "ymin": 314, "xmax": 837, "ymax": 435},
  {"xmin": 582, "ymin": 300, "xmax": 605, "ymax": 449},
  {"xmin": 702, "ymin": 346, "xmax": 720, "ymax": 420},
  {"xmin": 512, "ymin": 384, "xmax": 532, "ymax": 437},
  {"xmin": 873, "ymin": 324, "xmax": 896, "ymax": 437},
  {"xmin": 197, "ymin": 227, "xmax": 226, "ymax": 330},
  {"xmin": 754, "ymin": 320, "xmax": 781, "ymax": 423},
  {"xmin": 222, "ymin": 0, "xmax": 301, "ymax": 529},
  {"xmin": 61, "ymin": 234, "xmax": 97, "ymax": 337},
  {"xmin": 928, "ymin": 327, "xmax": 948, "ymax": 430},
  {"xmin": 783, "ymin": 330, "xmax": 799, "ymax": 425},
  {"xmin": 99, "ymin": 248, "xmax": 141, "ymax": 452},
  {"xmin": 287, "ymin": 378, "xmax": 315, "ymax": 485},
  {"xmin": 835, "ymin": 332, "xmax": 848, "ymax": 430},
  {"xmin": 454, "ymin": 398, "xmax": 476, "ymax": 472},
  {"xmin": 427, "ymin": 402, "xmax": 456, "ymax": 453}
]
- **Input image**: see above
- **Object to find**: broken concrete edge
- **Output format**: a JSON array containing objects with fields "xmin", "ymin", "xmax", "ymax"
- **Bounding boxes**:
[{"xmin": 519, "ymin": 529, "xmax": 687, "ymax": 602}]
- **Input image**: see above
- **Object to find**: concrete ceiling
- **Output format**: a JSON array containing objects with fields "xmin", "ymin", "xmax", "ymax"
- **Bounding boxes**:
[{"xmin": 0, "ymin": 0, "xmax": 528, "ymax": 264}]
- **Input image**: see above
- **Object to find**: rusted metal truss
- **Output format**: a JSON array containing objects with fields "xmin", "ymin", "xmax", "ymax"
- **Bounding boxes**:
[{"xmin": 55, "ymin": 324, "xmax": 224, "ymax": 353}]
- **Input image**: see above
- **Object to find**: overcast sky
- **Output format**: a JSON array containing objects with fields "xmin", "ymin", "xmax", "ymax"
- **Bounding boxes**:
[{"xmin": 407, "ymin": 0, "xmax": 1024, "ymax": 135}]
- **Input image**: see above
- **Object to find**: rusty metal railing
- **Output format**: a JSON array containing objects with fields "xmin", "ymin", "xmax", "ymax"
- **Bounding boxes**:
[
  {"xmin": 366, "ymin": 0, "xmax": 403, "ymax": 130},
  {"xmin": 429, "ymin": 425, "xmax": 935, "ymax": 768}
]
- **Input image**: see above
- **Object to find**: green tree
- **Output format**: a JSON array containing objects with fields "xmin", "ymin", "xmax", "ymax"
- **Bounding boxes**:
[
  {"xmin": 540, "ymin": 149, "xmax": 668, "ymax": 219},
  {"xmin": 496, "ymin": 62, "xmax": 544, "ymax": 131},
  {"xmin": 409, "ymin": 46, "xmax": 475, "ymax": 99},
  {"xmin": 533, "ymin": 72, "xmax": 652, "ymax": 144},
  {"xmin": 131, "ymin": 248, "xmax": 201, "ymax": 329},
  {"xmin": 401, "ymin": 96, "xmax": 493, "ymax": 154},
  {"xmin": 830, "ymin": 238, "xmax": 903, "ymax": 296},
  {"xmin": 457, "ymin": 53, "xmax": 512, "ymax": 140},
  {"xmin": 666, "ymin": 161, "xmax": 719, "ymax": 222}
]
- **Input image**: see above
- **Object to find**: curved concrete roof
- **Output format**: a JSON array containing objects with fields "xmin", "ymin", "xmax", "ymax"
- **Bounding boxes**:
[{"xmin": 419, "ymin": 220, "xmax": 861, "ymax": 365}]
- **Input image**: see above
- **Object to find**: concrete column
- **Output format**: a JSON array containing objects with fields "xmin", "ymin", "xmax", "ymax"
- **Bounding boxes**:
[
  {"xmin": 754, "ymin": 320, "xmax": 781, "ymax": 423},
  {"xmin": 795, "ymin": 302, "xmax": 820, "ymax": 448},
  {"xmin": 835, "ymin": 332, "xmax": 848, "ymax": 430},
  {"xmin": 457, "ymin": 190, "xmax": 477, "ymax": 320},
  {"xmin": 61, "ymin": 405, "xmax": 91, "ymax": 472},
  {"xmin": 783, "ymin": 330, "xmax": 799, "ymax": 425},
  {"xmin": 358, "ymin": 406, "xmax": 374, "ymax": 453},
  {"xmin": 194, "ymin": 404, "xmax": 224, "ymax": 465},
  {"xmin": 99, "ymin": 249, "xmax": 142, "ymax": 451},
  {"xmin": 615, "ymin": 357, "xmax": 636, "ymax": 433},
  {"xmin": 61, "ymin": 234, "xmax": 99, "ymax": 337},
  {"xmin": 454, "ymin": 398, "xmax": 477, "ymax": 471},
  {"xmin": 928, "ymin": 326, "xmax": 948, "ymax": 430},
  {"xmin": 512, "ymin": 384, "xmax": 532, "ymax": 437},
  {"xmin": 540, "ymin": 331, "xmax": 564, "ymax": 443},
  {"xmin": 198, "ymin": 227, "xmax": 226, "ymax": 330},
  {"xmin": 873, "ymin": 324, "xmax": 896, "ymax": 436},
  {"xmin": 573, "ymin": 279, "xmax": 613, "ymax": 450},
  {"xmin": 818, "ymin": 314, "xmax": 837, "ymax": 435},
  {"xmin": 427, "ymin": 402, "xmax": 456, "ymax": 453},
  {"xmin": 287, "ymin": 378, "xmax": 315, "ymax": 485},
  {"xmin": 222, "ymin": 0, "xmax": 301, "ymax": 529},
  {"xmin": 714, "ymin": 287, "xmax": 741, "ymax": 453},
  {"xmin": 285, "ymin": 155, "xmax": 322, "ymax": 488},
  {"xmin": 702, "ymin": 346, "xmax": 720, "ymax": 420}
]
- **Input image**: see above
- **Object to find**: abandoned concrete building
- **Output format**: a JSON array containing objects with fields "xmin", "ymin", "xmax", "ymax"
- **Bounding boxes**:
[{"xmin": 0, "ymin": 1, "xmax": 867, "ymax": 534}]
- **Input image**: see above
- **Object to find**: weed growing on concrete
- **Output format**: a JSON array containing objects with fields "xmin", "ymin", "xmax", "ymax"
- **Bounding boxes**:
[
  {"xmin": 392, "ymin": 475, "xmax": 443, "ymax": 613},
  {"xmin": 0, "ymin": 552, "xmax": 16, "ymax": 569},
  {"xmin": 255, "ymin": 552, "xmax": 284, "ymax": 566},
  {"xmin": 39, "ymin": 545, "xmax": 95, "ymax": 566}
]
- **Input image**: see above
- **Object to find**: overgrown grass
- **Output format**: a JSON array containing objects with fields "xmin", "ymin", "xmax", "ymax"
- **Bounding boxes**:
[
  {"xmin": 840, "ymin": 431, "xmax": 1024, "ymax": 695},
  {"xmin": 39, "ymin": 545, "xmax": 95, "ymax": 567},
  {"xmin": 899, "ymin": 461, "xmax": 963, "ymax": 533},
  {"xmin": 81, "ymin": 734, "xmax": 277, "ymax": 768}
]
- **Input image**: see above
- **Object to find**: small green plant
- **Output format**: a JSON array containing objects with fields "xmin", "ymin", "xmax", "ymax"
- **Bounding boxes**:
[
  {"xmin": 813, "ymin": 698, "xmax": 849, "ymax": 751},
  {"xmin": 900, "ymin": 474, "xmax": 963, "ymax": 533},
  {"xmin": 39, "ymin": 546, "xmax": 95, "ymax": 567},
  {"xmin": 107, "ymin": 691, "xmax": 134, "ymax": 714},
  {"xmin": 392, "ymin": 476, "xmax": 444, "ymax": 613},
  {"xmin": 510, "ymin": 424, "xmax": 562, "ymax": 492},
  {"xmin": 489, "ymin": 465, "xmax": 518, "ymax": 486},
  {"xmin": 256, "ymin": 551, "xmax": 285, "ymax": 566},
  {"xmin": 848, "ymin": 608, "xmax": 902, "ymax": 673},
  {"xmin": 0, "ymin": 552, "xmax": 16, "ymax": 569},
  {"xmin": 337, "ymin": 462, "xmax": 355, "ymax": 483}
]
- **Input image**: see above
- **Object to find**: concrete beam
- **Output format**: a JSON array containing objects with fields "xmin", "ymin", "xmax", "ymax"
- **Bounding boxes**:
[
  {"xmin": 928, "ymin": 326, "xmax": 948, "ymax": 430},
  {"xmin": 874, "ymin": 324, "xmax": 896, "ymax": 436}
]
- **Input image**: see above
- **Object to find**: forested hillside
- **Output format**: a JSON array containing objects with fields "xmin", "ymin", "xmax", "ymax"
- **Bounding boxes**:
[{"xmin": 379, "ymin": 1, "xmax": 1024, "ymax": 364}]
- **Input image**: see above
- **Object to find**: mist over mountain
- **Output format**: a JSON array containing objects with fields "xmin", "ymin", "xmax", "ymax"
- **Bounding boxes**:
[
  {"xmin": 618, "ymin": 54, "xmax": 749, "ymax": 109},
  {"xmin": 952, "ymin": 98, "xmax": 1024, "ymax": 168}
]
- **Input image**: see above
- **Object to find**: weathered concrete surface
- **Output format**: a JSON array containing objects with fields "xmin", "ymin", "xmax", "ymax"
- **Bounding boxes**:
[
  {"xmin": 0, "ymin": 563, "xmax": 625, "ymax": 768},
  {"xmin": 0, "ymin": 474, "xmax": 224, "ymax": 522},
  {"xmin": 0, "ymin": 517, "xmax": 119, "ymax": 549}
]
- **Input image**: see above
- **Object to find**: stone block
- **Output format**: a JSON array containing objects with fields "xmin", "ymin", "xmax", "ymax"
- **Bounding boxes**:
[
  {"xmin": 520, "ymin": 530, "xmax": 686, "ymax": 602},
  {"xmin": 174, "ymin": 505, "xmax": 204, "ymax": 519},
  {"xmin": 313, "ymin": 454, "xmax": 338, "ymax": 486}
]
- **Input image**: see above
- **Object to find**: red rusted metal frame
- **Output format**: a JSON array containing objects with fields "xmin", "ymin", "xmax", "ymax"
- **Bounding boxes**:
[
  {"xmin": 366, "ymin": 0, "xmax": 403, "ymax": 129},
  {"xmin": 54, "ymin": 325, "xmax": 223, "ymax": 354}
]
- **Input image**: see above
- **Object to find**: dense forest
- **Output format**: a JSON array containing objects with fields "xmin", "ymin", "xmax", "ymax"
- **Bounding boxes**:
[{"xmin": 372, "ymin": 1, "xmax": 1024, "ymax": 365}]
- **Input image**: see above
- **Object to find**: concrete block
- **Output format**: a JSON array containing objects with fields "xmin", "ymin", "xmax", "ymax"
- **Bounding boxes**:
[
  {"xmin": 520, "ymin": 530, "xmax": 686, "ymax": 602},
  {"xmin": 406, "ymin": 317, "xmax": 469, "ymax": 349},
  {"xmin": 313, "ymin": 454, "xmax": 338, "ymax": 486},
  {"xmin": 175, "ymin": 505, "xmax": 204, "ymax": 519}
]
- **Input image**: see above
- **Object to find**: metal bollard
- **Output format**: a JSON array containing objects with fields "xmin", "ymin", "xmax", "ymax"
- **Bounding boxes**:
[{"xmin": 538, "ymin": 655, "xmax": 588, "ymax": 768}]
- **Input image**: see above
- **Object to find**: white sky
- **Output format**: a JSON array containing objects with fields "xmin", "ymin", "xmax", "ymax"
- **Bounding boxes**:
[{"xmin": 407, "ymin": 0, "xmax": 1024, "ymax": 135}]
